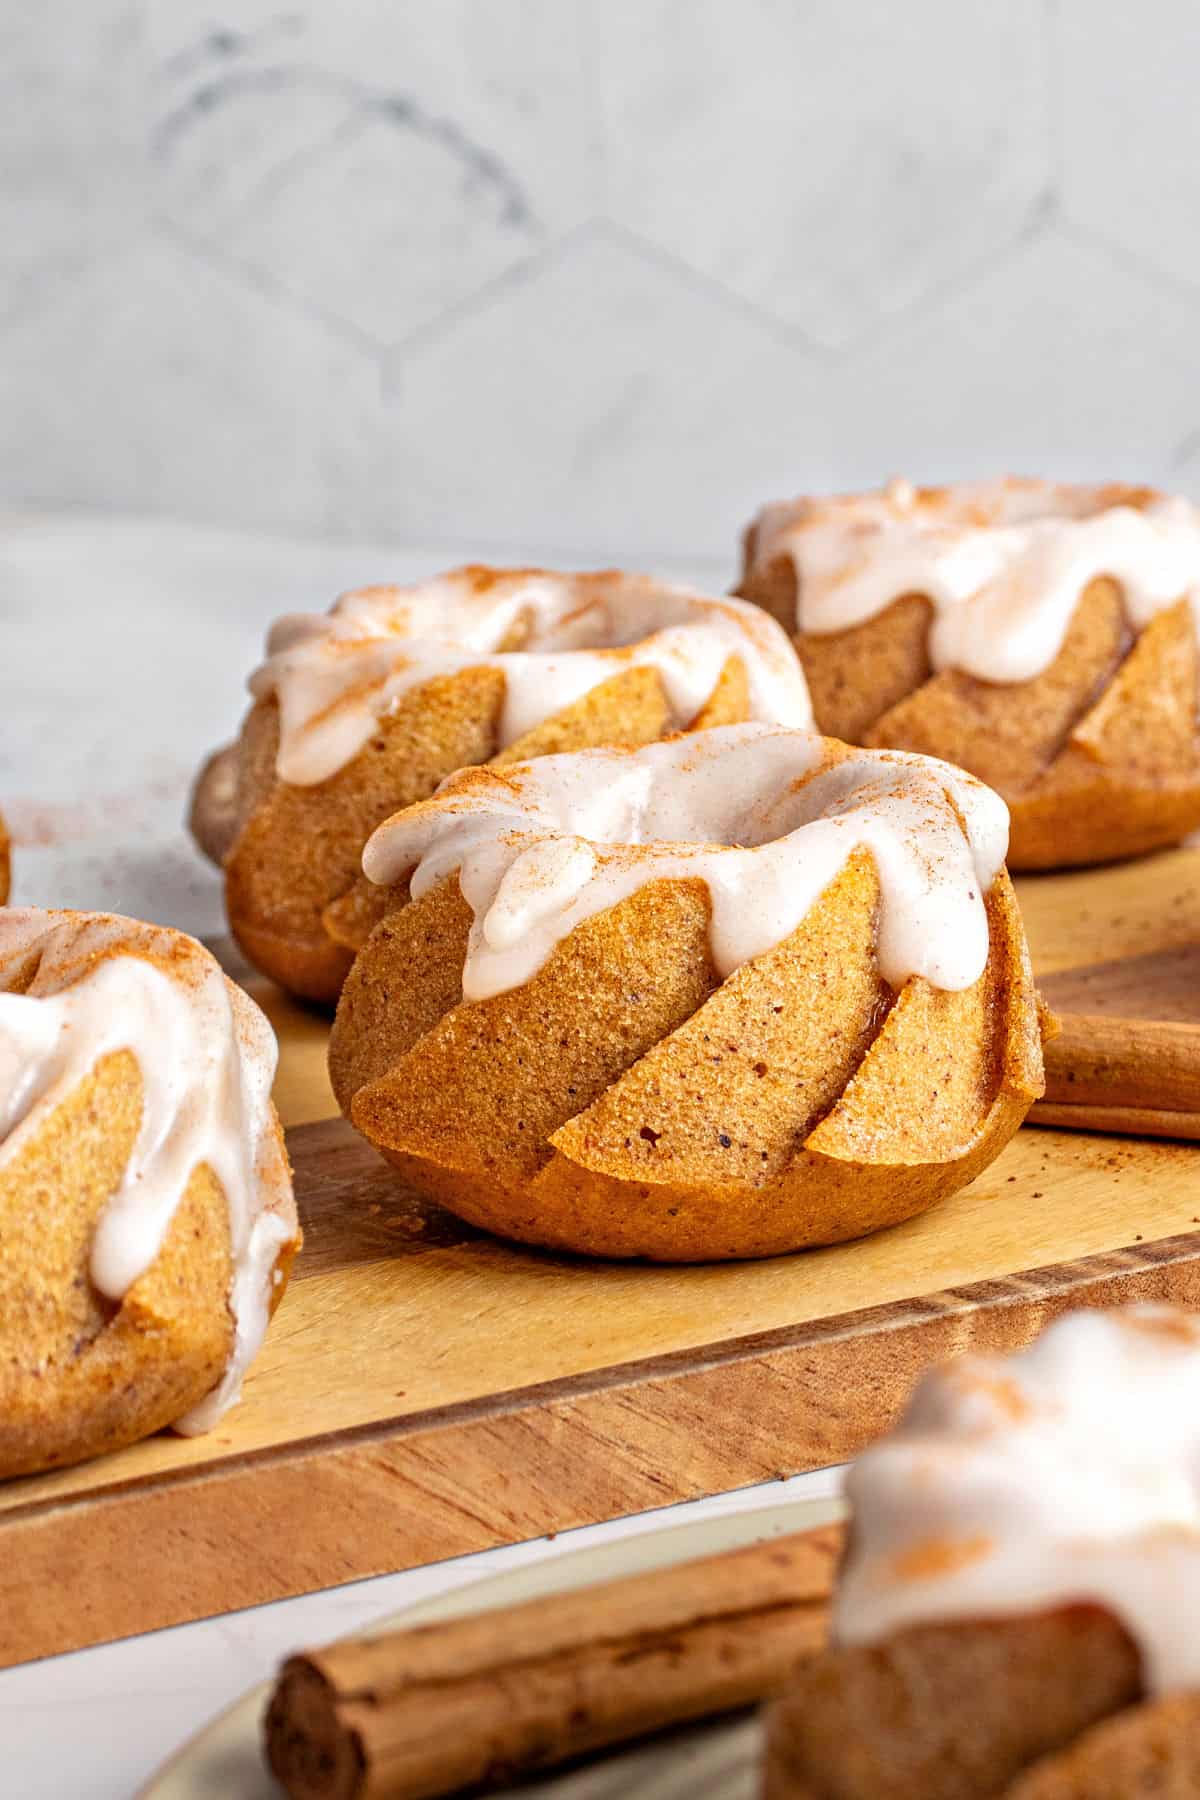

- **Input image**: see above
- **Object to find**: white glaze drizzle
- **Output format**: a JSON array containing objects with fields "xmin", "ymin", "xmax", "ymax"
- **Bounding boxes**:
[
  {"xmin": 362, "ymin": 723, "xmax": 1008, "ymax": 1000},
  {"xmin": 250, "ymin": 568, "xmax": 813, "ymax": 786},
  {"xmin": 835, "ymin": 1306, "xmax": 1200, "ymax": 1695},
  {"xmin": 749, "ymin": 478, "xmax": 1200, "ymax": 682},
  {"xmin": 0, "ymin": 909, "xmax": 296, "ymax": 1433}
]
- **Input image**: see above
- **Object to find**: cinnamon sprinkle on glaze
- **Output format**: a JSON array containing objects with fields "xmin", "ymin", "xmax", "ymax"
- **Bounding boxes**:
[
  {"xmin": 362, "ymin": 724, "xmax": 1009, "ymax": 1000},
  {"xmin": 748, "ymin": 476, "xmax": 1200, "ymax": 682},
  {"xmin": 836, "ymin": 1305, "xmax": 1200, "ymax": 1697},
  {"xmin": 251, "ymin": 567, "xmax": 813, "ymax": 786}
]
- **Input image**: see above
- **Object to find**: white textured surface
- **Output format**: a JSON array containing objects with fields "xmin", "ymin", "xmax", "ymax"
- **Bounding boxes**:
[
  {"xmin": 595, "ymin": 0, "xmax": 1049, "ymax": 346},
  {"xmin": 1, "ymin": 515, "xmax": 404, "ymax": 932},
  {"xmin": 151, "ymin": 1, "xmax": 590, "ymax": 347},
  {"xmin": 0, "ymin": 242, "xmax": 383, "ymax": 533},
  {"xmin": 1059, "ymin": 2, "xmax": 1200, "ymax": 290},
  {"xmin": 5, "ymin": 5, "xmax": 1200, "ymax": 554}
]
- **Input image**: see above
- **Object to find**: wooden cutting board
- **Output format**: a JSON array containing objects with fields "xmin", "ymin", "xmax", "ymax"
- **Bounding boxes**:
[{"xmin": 2, "ymin": 850, "xmax": 1199, "ymax": 1668}]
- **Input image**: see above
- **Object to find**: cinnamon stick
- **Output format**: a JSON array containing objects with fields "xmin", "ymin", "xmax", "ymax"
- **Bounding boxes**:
[
  {"xmin": 1030, "ymin": 1101, "xmax": 1200, "ymax": 1142},
  {"xmin": 264, "ymin": 1522, "xmax": 842, "ymax": 1800},
  {"xmin": 1043, "ymin": 1014, "xmax": 1200, "ymax": 1114}
]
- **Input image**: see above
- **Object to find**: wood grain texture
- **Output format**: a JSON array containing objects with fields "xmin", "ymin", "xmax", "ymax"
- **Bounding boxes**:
[
  {"xmin": 1013, "ymin": 845, "xmax": 1200, "ymax": 975},
  {"xmin": 1038, "ymin": 945, "xmax": 1200, "ymax": 1022},
  {"xmin": 3, "ymin": 1118, "xmax": 1200, "ymax": 1668},
  {"xmin": 1, "ymin": 850, "xmax": 1197, "ymax": 1668}
]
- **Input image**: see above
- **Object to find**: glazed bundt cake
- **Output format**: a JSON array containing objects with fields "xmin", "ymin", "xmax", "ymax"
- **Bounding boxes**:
[
  {"xmin": 191, "ymin": 567, "xmax": 811, "ymax": 1002},
  {"xmin": 0, "ymin": 908, "xmax": 300, "ymax": 1477},
  {"xmin": 328, "ymin": 723, "xmax": 1043, "ymax": 1261},
  {"xmin": 763, "ymin": 1306, "xmax": 1200, "ymax": 1798},
  {"xmin": 738, "ymin": 478, "xmax": 1200, "ymax": 868}
]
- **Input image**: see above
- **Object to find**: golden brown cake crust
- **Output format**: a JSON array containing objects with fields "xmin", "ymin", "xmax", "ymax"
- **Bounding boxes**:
[
  {"xmin": 761, "ymin": 1609, "xmax": 1143, "ymax": 1800},
  {"xmin": 0, "ymin": 946, "xmax": 298, "ymax": 1481},
  {"xmin": 1, "ymin": 1051, "xmax": 232, "ymax": 1477},
  {"xmin": 329, "ymin": 832, "xmax": 1043, "ymax": 1261},
  {"xmin": 737, "ymin": 537, "xmax": 1200, "ymax": 870},
  {"xmin": 221, "ymin": 653, "xmax": 758, "ymax": 1002}
]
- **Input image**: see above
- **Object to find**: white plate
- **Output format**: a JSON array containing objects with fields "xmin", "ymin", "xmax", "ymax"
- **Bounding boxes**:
[{"xmin": 142, "ymin": 1494, "xmax": 843, "ymax": 1799}]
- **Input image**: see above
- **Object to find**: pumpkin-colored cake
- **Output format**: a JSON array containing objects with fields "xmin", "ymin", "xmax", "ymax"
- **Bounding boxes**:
[
  {"xmin": 0, "ymin": 908, "xmax": 300, "ymax": 1478},
  {"xmin": 763, "ymin": 1306, "xmax": 1200, "ymax": 1797},
  {"xmin": 328, "ymin": 723, "xmax": 1043, "ymax": 1261},
  {"xmin": 191, "ymin": 566, "xmax": 811, "ymax": 1002},
  {"xmin": 737, "ymin": 478, "xmax": 1200, "ymax": 868}
]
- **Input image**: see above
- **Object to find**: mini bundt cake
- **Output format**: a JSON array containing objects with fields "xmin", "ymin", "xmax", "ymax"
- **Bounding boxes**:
[
  {"xmin": 0, "ymin": 908, "xmax": 300, "ymax": 1478},
  {"xmin": 763, "ymin": 1305, "xmax": 1200, "ymax": 1797},
  {"xmin": 191, "ymin": 567, "xmax": 811, "ymax": 1002},
  {"xmin": 328, "ymin": 723, "xmax": 1043, "ymax": 1261},
  {"xmin": 738, "ymin": 478, "xmax": 1200, "ymax": 868}
]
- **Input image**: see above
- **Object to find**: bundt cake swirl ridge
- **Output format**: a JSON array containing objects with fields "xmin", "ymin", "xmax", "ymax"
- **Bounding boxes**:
[
  {"xmin": 0, "ymin": 908, "xmax": 299, "ymax": 1476},
  {"xmin": 738, "ymin": 478, "xmax": 1200, "ymax": 868},
  {"xmin": 195, "ymin": 567, "xmax": 811, "ymax": 1001},
  {"xmin": 330, "ymin": 725, "xmax": 1043, "ymax": 1261}
]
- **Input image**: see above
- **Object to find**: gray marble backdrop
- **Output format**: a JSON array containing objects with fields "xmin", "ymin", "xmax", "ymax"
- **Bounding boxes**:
[{"xmin": 4, "ymin": 1, "xmax": 1199, "ymax": 560}]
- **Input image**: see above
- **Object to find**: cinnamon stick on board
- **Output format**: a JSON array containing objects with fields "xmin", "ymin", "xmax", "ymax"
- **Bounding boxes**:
[
  {"xmin": 264, "ymin": 1522, "xmax": 842, "ymax": 1800},
  {"xmin": 1042, "ymin": 1014, "xmax": 1200, "ymax": 1114}
]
